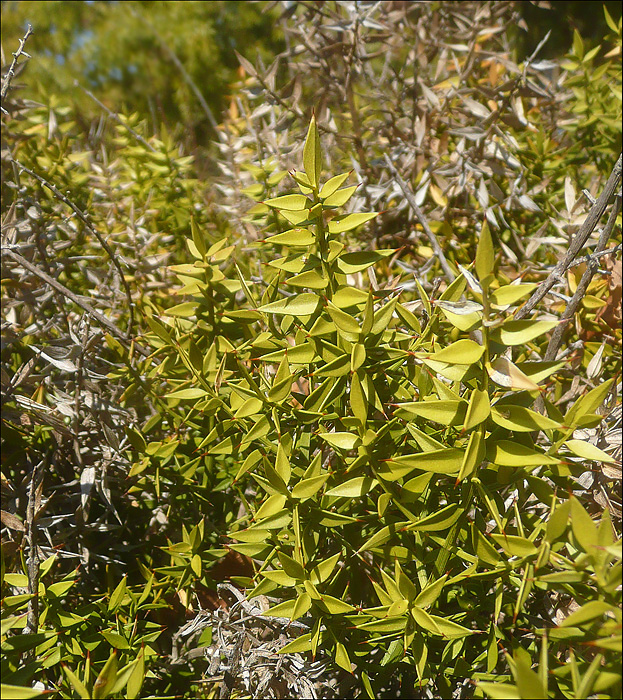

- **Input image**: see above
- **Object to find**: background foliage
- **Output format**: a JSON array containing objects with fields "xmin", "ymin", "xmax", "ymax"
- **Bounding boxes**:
[{"xmin": 1, "ymin": 1, "xmax": 621, "ymax": 698}]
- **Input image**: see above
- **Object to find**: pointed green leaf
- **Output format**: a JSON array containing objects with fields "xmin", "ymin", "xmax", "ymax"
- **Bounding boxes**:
[
  {"xmin": 334, "ymin": 641, "xmax": 353, "ymax": 673},
  {"xmin": 380, "ymin": 448, "xmax": 464, "ymax": 480},
  {"xmin": 414, "ymin": 575, "xmax": 448, "ymax": 609},
  {"xmin": 488, "ymin": 441, "xmax": 560, "ymax": 467},
  {"xmin": 325, "ymin": 476, "xmax": 378, "ymax": 497},
  {"xmin": 234, "ymin": 397, "xmax": 264, "ymax": 418},
  {"xmin": 261, "ymin": 342, "xmax": 318, "ymax": 364},
  {"xmin": 278, "ymin": 552, "xmax": 307, "ymax": 580},
  {"xmin": 570, "ymin": 497, "xmax": 599, "ymax": 550},
  {"xmin": 489, "ymin": 534, "xmax": 537, "ymax": 557},
  {"xmin": 564, "ymin": 439, "xmax": 615, "ymax": 463},
  {"xmin": 394, "ymin": 400, "xmax": 467, "ymax": 425},
  {"xmin": 277, "ymin": 633, "xmax": 313, "ymax": 654},
  {"xmin": 303, "ymin": 115, "xmax": 322, "ymax": 190},
  {"xmin": 291, "ymin": 475, "xmax": 330, "ymax": 500},
  {"xmin": 258, "ymin": 294, "xmax": 320, "ymax": 316},
  {"xmin": 288, "ymin": 270, "xmax": 329, "ymax": 289},
  {"xmin": 564, "ymin": 378, "xmax": 613, "ymax": 427},
  {"xmin": 326, "ymin": 301, "xmax": 361, "ymax": 334},
  {"xmin": 318, "ymin": 432, "xmax": 360, "ymax": 450},
  {"xmin": 559, "ymin": 600, "xmax": 617, "ymax": 627},
  {"xmin": 275, "ymin": 443, "xmax": 292, "ymax": 485},
  {"xmin": 323, "ymin": 185, "xmax": 358, "ymax": 207},
  {"xmin": 475, "ymin": 220, "xmax": 494, "ymax": 285},
  {"xmin": 319, "ymin": 171, "xmax": 352, "ymax": 199},
  {"xmin": 357, "ymin": 616, "xmax": 408, "ymax": 633},
  {"xmin": 350, "ymin": 370, "xmax": 368, "ymax": 423},
  {"xmin": 487, "ymin": 358, "xmax": 541, "ymax": 391},
  {"xmin": 490, "ymin": 284, "xmax": 538, "ymax": 307},
  {"xmin": 458, "ymin": 427, "xmax": 485, "ymax": 481},
  {"xmin": 477, "ymin": 682, "xmax": 520, "ymax": 699},
  {"xmin": 411, "ymin": 606, "xmax": 441, "ymax": 634},
  {"xmin": 405, "ymin": 504, "xmax": 461, "ymax": 532},
  {"xmin": 423, "ymin": 339, "xmax": 484, "ymax": 365},
  {"xmin": 334, "ymin": 248, "xmax": 394, "ymax": 272},
  {"xmin": 491, "ymin": 405, "xmax": 562, "ymax": 432},
  {"xmin": 93, "ymin": 650, "xmax": 118, "ymax": 699},
  {"xmin": 265, "ymin": 228, "xmax": 316, "ymax": 246},
  {"xmin": 464, "ymin": 389, "xmax": 490, "ymax": 430},
  {"xmin": 165, "ymin": 388, "xmax": 209, "ymax": 400},
  {"xmin": 317, "ymin": 594, "xmax": 356, "ymax": 614},
  {"xmin": 358, "ymin": 522, "xmax": 409, "ymax": 552},
  {"xmin": 255, "ymin": 494, "xmax": 287, "ymax": 522},
  {"xmin": 428, "ymin": 613, "xmax": 474, "ymax": 638},
  {"xmin": 511, "ymin": 651, "xmax": 547, "ymax": 699},
  {"xmin": 264, "ymin": 194, "xmax": 309, "ymax": 210},
  {"xmin": 328, "ymin": 212, "xmax": 379, "ymax": 235},
  {"xmin": 491, "ymin": 320, "xmax": 558, "ymax": 346},
  {"xmin": 309, "ymin": 552, "xmax": 341, "ymax": 584}
]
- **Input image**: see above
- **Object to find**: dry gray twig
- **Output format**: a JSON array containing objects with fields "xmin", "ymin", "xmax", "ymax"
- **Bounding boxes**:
[
  {"xmin": 1, "ymin": 23, "xmax": 33, "ymax": 112},
  {"xmin": 516, "ymin": 153, "xmax": 622, "ymax": 320},
  {"xmin": 383, "ymin": 154, "xmax": 456, "ymax": 283}
]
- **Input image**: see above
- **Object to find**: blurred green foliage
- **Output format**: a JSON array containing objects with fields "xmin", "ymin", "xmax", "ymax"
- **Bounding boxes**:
[{"xmin": 1, "ymin": 0, "xmax": 284, "ymax": 149}]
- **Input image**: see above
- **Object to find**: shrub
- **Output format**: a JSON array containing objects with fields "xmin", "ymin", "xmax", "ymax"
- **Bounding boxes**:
[{"xmin": 131, "ymin": 115, "xmax": 621, "ymax": 698}]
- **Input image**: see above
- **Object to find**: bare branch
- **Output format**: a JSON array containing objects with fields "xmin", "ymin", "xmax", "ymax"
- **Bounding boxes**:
[
  {"xmin": 75, "ymin": 81, "xmax": 157, "ymax": 153},
  {"xmin": 383, "ymin": 154, "xmax": 456, "ymax": 283},
  {"xmin": 516, "ymin": 153, "xmax": 622, "ymax": 320},
  {"xmin": 9, "ymin": 157, "xmax": 136, "ymax": 340},
  {"xmin": 2, "ymin": 248, "xmax": 150, "ymax": 357},
  {"xmin": 543, "ymin": 191, "xmax": 621, "ymax": 362},
  {"xmin": 1, "ymin": 23, "xmax": 33, "ymax": 111}
]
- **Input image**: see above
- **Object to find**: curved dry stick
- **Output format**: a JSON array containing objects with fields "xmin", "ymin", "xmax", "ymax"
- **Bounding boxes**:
[
  {"xmin": 543, "ymin": 192, "xmax": 621, "ymax": 362},
  {"xmin": 1, "ymin": 24, "xmax": 33, "ymax": 111},
  {"xmin": 3, "ymin": 248, "xmax": 150, "ymax": 357},
  {"xmin": 10, "ymin": 158, "xmax": 136, "ymax": 340},
  {"xmin": 383, "ymin": 154, "xmax": 456, "ymax": 283},
  {"xmin": 516, "ymin": 153, "xmax": 622, "ymax": 320}
]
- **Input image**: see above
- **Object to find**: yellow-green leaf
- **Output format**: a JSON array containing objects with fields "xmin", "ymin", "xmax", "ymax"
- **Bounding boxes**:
[
  {"xmin": 464, "ymin": 389, "xmax": 490, "ymax": 430},
  {"xmin": 489, "ymin": 534, "xmax": 538, "ymax": 557},
  {"xmin": 334, "ymin": 641, "xmax": 353, "ymax": 673},
  {"xmin": 488, "ymin": 441, "xmax": 560, "ymax": 467},
  {"xmin": 277, "ymin": 633, "xmax": 313, "ymax": 654},
  {"xmin": 564, "ymin": 439, "xmax": 615, "ymax": 463},
  {"xmin": 264, "ymin": 194, "xmax": 309, "ymax": 210},
  {"xmin": 394, "ymin": 400, "xmax": 467, "ymax": 425},
  {"xmin": 335, "ymin": 248, "xmax": 394, "ymax": 273},
  {"xmin": 325, "ymin": 476, "xmax": 378, "ymax": 497},
  {"xmin": 328, "ymin": 212, "xmax": 379, "ymax": 234},
  {"xmin": 259, "ymin": 294, "xmax": 320, "ymax": 316},
  {"xmin": 319, "ymin": 171, "xmax": 352, "ymax": 199},
  {"xmin": 475, "ymin": 220, "xmax": 494, "ymax": 286},
  {"xmin": 318, "ymin": 432, "xmax": 360, "ymax": 450},
  {"xmin": 424, "ymin": 339, "xmax": 484, "ymax": 365},
  {"xmin": 487, "ymin": 357, "xmax": 540, "ymax": 391},
  {"xmin": 255, "ymin": 494, "xmax": 287, "ymax": 521},
  {"xmin": 405, "ymin": 504, "xmax": 461, "ymax": 532},
  {"xmin": 288, "ymin": 270, "xmax": 329, "ymax": 289},
  {"xmin": 303, "ymin": 114, "xmax": 322, "ymax": 190},
  {"xmin": 265, "ymin": 228, "xmax": 315, "ymax": 246},
  {"xmin": 489, "ymin": 284, "xmax": 538, "ymax": 308},
  {"xmin": 457, "ymin": 428, "xmax": 485, "ymax": 481},
  {"xmin": 491, "ymin": 320, "xmax": 558, "ymax": 346},
  {"xmin": 291, "ymin": 475, "xmax": 329, "ymax": 500},
  {"xmin": 323, "ymin": 185, "xmax": 358, "ymax": 207},
  {"xmin": 380, "ymin": 448, "xmax": 464, "ymax": 480},
  {"xmin": 491, "ymin": 405, "xmax": 562, "ymax": 432}
]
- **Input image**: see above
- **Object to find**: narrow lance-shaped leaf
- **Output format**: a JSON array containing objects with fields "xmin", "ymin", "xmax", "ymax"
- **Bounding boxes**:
[
  {"xmin": 475, "ymin": 219, "xmax": 494, "ymax": 287},
  {"xmin": 303, "ymin": 114, "xmax": 322, "ymax": 191}
]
